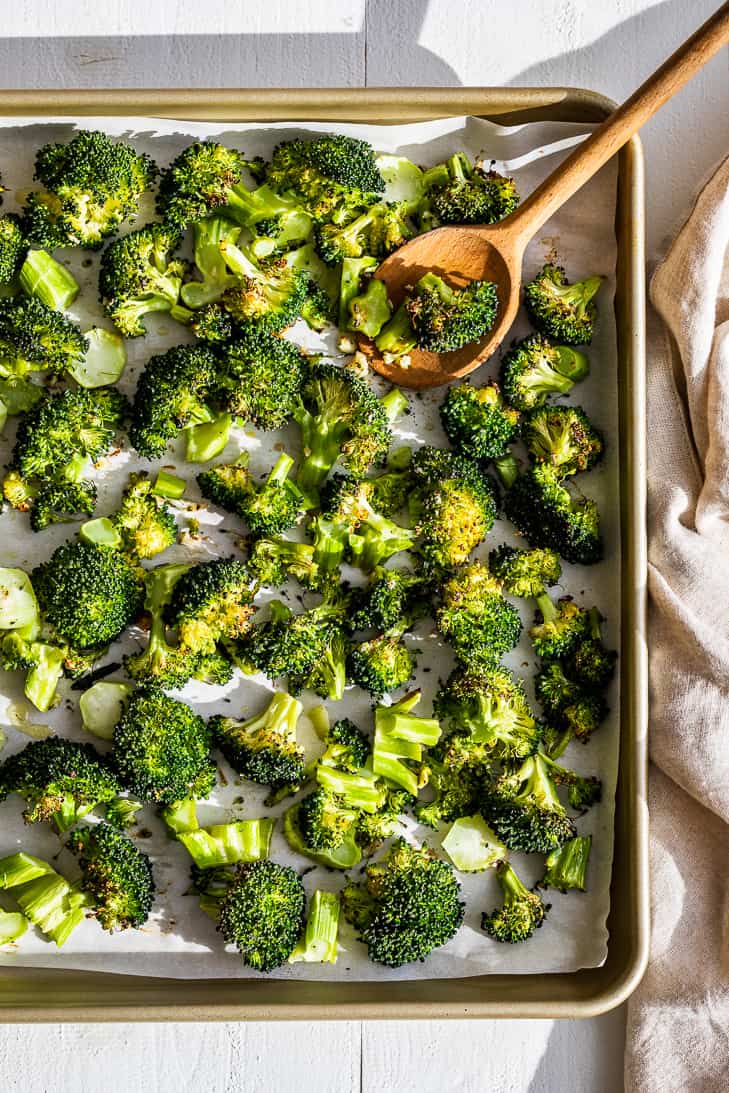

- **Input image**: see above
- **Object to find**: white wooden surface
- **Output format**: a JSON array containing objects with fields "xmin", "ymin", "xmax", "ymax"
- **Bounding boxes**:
[{"xmin": 0, "ymin": 2, "xmax": 726, "ymax": 1090}]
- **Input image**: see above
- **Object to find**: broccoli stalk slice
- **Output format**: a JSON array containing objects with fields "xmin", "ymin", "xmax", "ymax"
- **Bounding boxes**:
[
  {"xmin": 373, "ymin": 691, "xmax": 441, "ymax": 796},
  {"xmin": 540, "ymin": 835, "xmax": 592, "ymax": 892},
  {"xmin": 315, "ymin": 764, "xmax": 385, "ymax": 813},
  {"xmin": 178, "ymin": 818, "xmax": 275, "ymax": 869},
  {"xmin": 19, "ymin": 249, "xmax": 79, "ymax": 310},
  {"xmin": 160, "ymin": 796, "xmax": 201, "ymax": 836},
  {"xmin": 185, "ymin": 412, "xmax": 232, "ymax": 463},
  {"xmin": 24, "ymin": 642, "xmax": 65, "ymax": 713},
  {"xmin": 289, "ymin": 890, "xmax": 340, "ymax": 964},
  {"xmin": 0, "ymin": 854, "xmax": 90, "ymax": 947},
  {"xmin": 441, "ymin": 815, "xmax": 507, "ymax": 873},
  {"xmin": 0, "ymin": 909, "xmax": 28, "ymax": 943},
  {"xmin": 481, "ymin": 860, "xmax": 548, "ymax": 944},
  {"xmin": 338, "ymin": 256, "xmax": 378, "ymax": 329},
  {"xmin": 493, "ymin": 453, "xmax": 519, "ymax": 489}
]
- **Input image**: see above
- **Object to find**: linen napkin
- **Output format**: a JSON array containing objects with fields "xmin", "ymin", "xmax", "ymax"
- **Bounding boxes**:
[{"xmin": 625, "ymin": 155, "xmax": 729, "ymax": 1092}]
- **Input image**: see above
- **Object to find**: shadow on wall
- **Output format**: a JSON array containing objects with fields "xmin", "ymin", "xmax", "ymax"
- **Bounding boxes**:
[{"xmin": 0, "ymin": 0, "xmax": 460, "ymax": 89}]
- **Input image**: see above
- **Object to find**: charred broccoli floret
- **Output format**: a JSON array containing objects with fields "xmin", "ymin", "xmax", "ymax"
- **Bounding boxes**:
[
  {"xmin": 216, "ymin": 330, "xmax": 308, "ymax": 428},
  {"xmin": 423, "ymin": 153, "xmax": 519, "ymax": 226},
  {"xmin": 0, "ymin": 737, "xmax": 119, "ymax": 831},
  {"xmin": 210, "ymin": 690, "xmax": 304, "ymax": 788},
  {"xmin": 488, "ymin": 544, "xmax": 562, "ymax": 601},
  {"xmin": 523, "ymin": 404, "xmax": 604, "ymax": 475},
  {"xmin": 266, "ymin": 134, "xmax": 385, "ymax": 224},
  {"xmin": 315, "ymin": 201, "xmax": 414, "ymax": 266},
  {"xmin": 155, "ymin": 141, "xmax": 250, "ymax": 231},
  {"xmin": 198, "ymin": 453, "xmax": 302, "ymax": 537},
  {"xmin": 414, "ymin": 730, "xmax": 493, "ymax": 829},
  {"xmin": 284, "ymin": 789, "xmax": 361, "ymax": 869},
  {"xmin": 0, "ymin": 213, "xmax": 26, "ymax": 284},
  {"xmin": 562, "ymin": 608, "xmax": 617, "ymax": 689},
  {"xmin": 540, "ymin": 834, "xmax": 592, "ymax": 892},
  {"xmin": 32, "ymin": 540, "xmax": 143, "ymax": 649},
  {"xmin": 350, "ymin": 568, "xmax": 426, "ymax": 633},
  {"xmin": 348, "ymin": 622, "xmax": 415, "ymax": 697},
  {"xmin": 98, "ymin": 223, "xmax": 189, "ymax": 338},
  {"xmin": 217, "ymin": 859, "xmax": 306, "ymax": 971},
  {"xmin": 0, "ymin": 295, "xmax": 88, "ymax": 378},
  {"xmin": 246, "ymin": 536, "xmax": 321, "ymax": 590},
  {"xmin": 405, "ymin": 272, "xmax": 499, "ymax": 354},
  {"xmin": 440, "ymin": 381, "xmax": 520, "ymax": 465},
  {"xmin": 167, "ymin": 558, "xmax": 254, "ymax": 655},
  {"xmin": 67, "ymin": 822, "xmax": 155, "ymax": 931},
  {"xmin": 436, "ymin": 562, "xmax": 522, "ymax": 669},
  {"xmin": 293, "ymin": 362, "xmax": 395, "ymax": 498},
  {"xmin": 484, "ymin": 753, "xmax": 576, "ymax": 854},
  {"xmin": 319, "ymin": 472, "xmax": 415, "ymax": 575},
  {"xmin": 481, "ymin": 861, "xmax": 549, "ymax": 943},
  {"xmin": 504, "ymin": 464, "xmax": 603, "ymax": 565},
  {"xmin": 242, "ymin": 594, "xmax": 349, "ymax": 695},
  {"xmin": 217, "ymin": 240, "xmax": 309, "ymax": 333},
  {"xmin": 113, "ymin": 687, "xmax": 215, "ymax": 805},
  {"xmin": 23, "ymin": 129, "xmax": 156, "ymax": 249},
  {"xmin": 341, "ymin": 839, "xmax": 464, "ymax": 967},
  {"xmin": 129, "ymin": 344, "xmax": 218, "ymax": 458},
  {"xmin": 111, "ymin": 473, "xmax": 177, "ymax": 560},
  {"xmin": 411, "ymin": 446, "xmax": 498, "ymax": 572},
  {"xmin": 524, "ymin": 264, "xmax": 602, "ymax": 345},
  {"xmin": 499, "ymin": 334, "xmax": 589, "ymax": 412},
  {"xmin": 530, "ymin": 596, "xmax": 590, "ymax": 659},
  {"xmin": 434, "ymin": 667, "xmax": 541, "ymax": 761}
]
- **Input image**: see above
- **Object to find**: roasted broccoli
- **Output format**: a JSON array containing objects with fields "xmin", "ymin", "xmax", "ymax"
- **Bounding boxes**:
[
  {"xmin": 0, "ymin": 213, "xmax": 26, "ymax": 285},
  {"xmin": 484, "ymin": 752, "xmax": 576, "ymax": 854},
  {"xmin": 99, "ymin": 223, "xmax": 189, "ymax": 338},
  {"xmin": 372, "ymin": 690, "xmax": 441, "ymax": 797},
  {"xmin": 113, "ymin": 686, "xmax": 216, "ymax": 805},
  {"xmin": 318, "ymin": 472, "xmax": 415, "ymax": 575},
  {"xmin": 129, "ymin": 344, "xmax": 218, "ymax": 458},
  {"xmin": 284, "ymin": 790, "xmax": 362, "ymax": 869},
  {"xmin": 540, "ymin": 752, "xmax": 602, "ymax": 811},
  {"xmin": 0, "ymin": 295, "xmax": 88, "ymax": 378},
  {"xmin": 315, "ymin": 201, "xmax": 414, "ymax": 266},
  {"xmin": 210, "ymin": 690, "xmax": 304, "ymax": 788},
  {"xmin": 350, "ymin": 568, "xmax": 426, "ymax": 633},
  {"xmin": 523, "ymin": 404, "xmax": 604, "ymax": 475},
  {"xmin": 348, "ymin": 620, "xmax": 415, "ymax": 696},
  {"xmin": 215, "ymin": 330, "xmax": 308, "ymax": 428},
  {"xmin": 489, "ymin": 543, "xmax": 561, "ymax": 601},
  {"xmin": 0, "ymin": 852, "xmax": 89, "ymax": 946},
  {"xmin": 216, "ymin": 859, "xmax": 306, "ymax": 971},
  {"xmin": 67, "ymin": 822, "xmax": 155, "ymax": 931},
  {"xmin": 32, "ymin": 540, "xmax": 143, "ymax": 649},
  {"xmin": 180, "ymin": 215, "xmax": 241, "ymax": 307},
  {"xmin": 530, "ymin": 597, "xmax": 590, "ymax": 659},
  {"xmin": 23, "ymin": 129, "xmax": 156, "ymax": 249},
  {"xmin": 540, "ymin": 834, "xmax": 592, "ymax": 892},
  {"xmin": 436, "ymin": 562, "xmax": 522, "ymax": 669},
  {"xmin": 499, "ymin": 334, "xmax": 590, "ymax": 412},
  {"xmin": 155, "ymin": 141, "xmax": 250, "ymax": 231},
  {"xmin": 242, "ymin": 593, "xmax": 348, "ymax": 695},
  {"xmin": 0, "ymin": 737, "xmax": 119, "ymax": 831},
  {"xmin": 289, "ymin": 890, "xmax": 341, "ymax": 964},
  {"xmin": 434, "ymin": 667, "xmax": 541, "ymax": 761},
  {"xmin": 246, "ymin": 536, "xmax": 320, "ymax": 590},
  {"xmin": 504, "ymin": 464, "xmax": 603, "ymax": 565},
  {"xmin": 167, "ymin": 558, "xmax": 254, "ymax": 655},
  {"xmin": 440, "ymin": 381, "xmax": 520, "ymax": 467},
  {"xmin": 341, "ymin": 839, "xmax": 464, "ymax": 967},
  {"xmin": 216, "ymin": 240, "xmax": 309, "ymax": 333},
  {"xmin": 422, "ymin": 153, "xmax": 518, "ymax": 226},
  {"xmin": 411, "ymin": 446, "xmax": 498, "ymax": 572},
  {"xmin": 414, "ymin": 730, "xmax": 493, "ymax": 829},
  {"xmin": 346, "ymin": 274, "xmax": 392, "ymax": 338},
  {"xmin": 405, "ymin": 272, "xmax": 499, "ymax": 354},
  {"xmin": 111, "ymin": 473, "xmax": 177, "ymax": 560},
  {"xmin": 524, "ymin": 264, "xmax": 602, "ymax": 345},
  {"xmin": 266, "ymin": 134, "xmax": 385, "ymax": 224},
  {"xmin": 198, "ymin": 452, "xmax": 302, "ymax": 537},
  {"xmin": 562, "ymin": 608, "xmax": 617, "ymax": 689},
  {"xmin": 481, "ymin": 861, "xmax": 549, "ymax": 943}
]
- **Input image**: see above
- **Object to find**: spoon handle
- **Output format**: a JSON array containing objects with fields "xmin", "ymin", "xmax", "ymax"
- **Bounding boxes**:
[{"xmin": 505, "ymin": 0, "xmax": 729, "ymax": 242}]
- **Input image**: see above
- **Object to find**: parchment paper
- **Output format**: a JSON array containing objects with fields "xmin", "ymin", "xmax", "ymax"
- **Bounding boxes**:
[{"xmin": 0, "ymin": 114, "xmax": 619, "ymax": 980}]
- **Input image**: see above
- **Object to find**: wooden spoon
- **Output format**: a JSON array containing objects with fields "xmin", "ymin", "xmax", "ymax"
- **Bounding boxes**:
[{"xmin": 365, "ymin": 1, "xmax": 729, "ymax": 389}]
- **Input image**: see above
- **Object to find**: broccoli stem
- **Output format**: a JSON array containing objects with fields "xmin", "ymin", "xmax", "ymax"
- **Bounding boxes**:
[
  {"xmin": 289, "ymin": 890, "xmax": 340, "ymax": 964},
  {"xmin": 153, "ymin": 470, "xmax": 186, "ymax": 499},
  {"xmin": 24, "ymin": 642, "xmax": 65, "ymax": 713},
  {"xmin": 80, "ymin": 517, "xmax": 123, "ymax": 549},
  {"xmin": 178, "ymin": 818, "xmax": 274, "ymax": 868},
  {"xmin": 315, "ymin": 765, "xmax": 384, "ymax": 813},
  {"xmin": 338, "ymin": 256, "xmax": 378, "ymax": 328},
  {"xmin": 19, "ymin": 249, "xmax": 79, "ymax": 310},
  {"xmin": 374, "ymin": 302, "xmax": 417, "ymax": 361},
  {"xmin": 0, "ymin": 909, "xmax": 28, "ymax": 943},
  {"xmin": 381, "ymin": 387, "xmax": 408, "ymax": 423},
  {"xmin": 587, "ymin": 607, "xmax": 603, "ymax": 640},
  {"xmin": 494, "ymin": 453, "xmax": 519, "ymax": 489},
  {"xmin": 554, "ymin": 346, "xmax": 590, "ymax": 383},
  {"xmin": 160, "ymin": 796, "xmax": 200, "ymax": 836},
  {"xmin": 536, "ymin": 591, "xmax": 558, "ymax": 624},
  {"xmin": 185, "ymin": 412, "xmax": 232, "ymax": 463},
  {"xmin": 0, "ymin": 567, "xmax": 40, "ymax": 631},
  {"xmin": 541, "ymin": 835, "xmax": 591, "ymax": 892}
]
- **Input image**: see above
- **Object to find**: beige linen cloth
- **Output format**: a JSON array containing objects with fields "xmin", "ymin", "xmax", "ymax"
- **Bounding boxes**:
[{"xmin": 625, "ymin": 155, "xmax": 729, "ymax": 1091}]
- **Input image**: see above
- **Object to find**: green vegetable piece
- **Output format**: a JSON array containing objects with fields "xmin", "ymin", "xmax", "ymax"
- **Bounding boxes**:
[
  {"xmin": 347, "ymin": 276, "xmax": 392, "ymax": 338},
  {"xmin": 540, "ymin": 834, "xmax": 592, "ymax": 892},
  {"xmin": 185, "ymin": 413, "xmax": 232, "ymax": 463},
  {"xmin": 178, "ymin": 818, "xmax": 274, "ymax": 869},
  {"xmin": 153, "ymin": 470, "xmax": 186, "ymax": 500},
  {"xmin": 0, "ymin": 909, "xmax": 28, "ymax": 944},
  {"xmin": 80, "ymin": 681, "xmax": 132, "ymax": 741},
  {"xmin": 19, "ymin": 249, "xmax": 79, "ymax": 310},
  {"xmin": 441, "ymin": 815, "xmax": 507, "ymax": 872},
  {"xmin": 80, "ymin": 517, "xmax": 123, "ymax": 549},
  {"xmin": 69, "ymin": 328, "xmax": 127, "ymax": 389},
  {"xmin": 0, "ymin": 568, "xmax": 39, "ymax": 631},
  {"xmin": 338, "ymin": 256, "xmax": 377, "ymax": 329},
  {"xmin": 373, "ymin": 690, "xmax": 441, "ymax": 797},
  {"xmin": 289, "ymin": 889, "xmax": 340, "ymax": 964}
]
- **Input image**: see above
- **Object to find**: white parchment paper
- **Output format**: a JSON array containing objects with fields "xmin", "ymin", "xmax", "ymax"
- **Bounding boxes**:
[{"xmin": 0, "ymin": 114, "xmax": 619, "ymax": 981}]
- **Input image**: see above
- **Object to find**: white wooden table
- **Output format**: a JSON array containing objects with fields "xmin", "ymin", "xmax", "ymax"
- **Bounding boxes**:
[{"xmin": 0, "ymin": 3, "xmax": 726, "ymax": 1090}]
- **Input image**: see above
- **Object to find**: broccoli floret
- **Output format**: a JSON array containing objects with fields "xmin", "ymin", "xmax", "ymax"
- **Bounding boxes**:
[
  {"xmin": 525, "ymin": 264, "xmax": 602, "ymax": 345},
  {"xmin": 32, "ymin": 540, "xmax": 143, "ymax": 649},
  {"xmin": 266, "ymin": 135, "xmax": 385, "ymax": 224},
  {"xmin": 534, "ymin": 660, "xmax": 582, "ymax": 720},
  {"xmin": 293, "ymin": 362, "xmax": 394, "ymax": 499},
  {"xmin": 481, "ymin": 861, "xmax": 549, "ymax": 943},
  {"xmin": 246, "ymin": 536, "xmax": 320, "ymax": 590},
  {"xmin": 199, "ymin": 453, "xmax": 302, "ymax": 537},
  {"xmin": 374, "ymin": 301, "xmax": 417, "ymax": 363},
  {"xmin": 530, "ymin": 596, "xmax": 590, "ymax": 659},
  {"xmin": 67, "ymin": 822, "xmax": 155, "ymax": 931},
  {"xmin": 197, "ymin": 454, "xmax": 253, "ymax": 514},
  {"xmin": 540, "ymin": 834, "xmax": 592, "ymax": 892},
  {"xmin": 354, "ymin": 785, "xmax": 413, "ymax": 854},
  {"xmin": 341, "ymin": 839, "xmax": 464, "ymax": 967},
  {"xmin": 411, "ymin": 446, "xmax": 498, "ymax": 572},
  {"xmin": 155, "ymin": 141, "xmax": 250, "ymax": 231},
  {"xmin": 315, "ymin": 201, "xmax": 414, "ymax": 266},
  {"xmin": 23, "ymin": 130, "xmax": 156, "ymax": 249},
  {"xmin": 290, "ymin": 788, "xmax": 360, "ymax": 857},
  {"xmin": 562, "ymin": 608, "xmax": 617, "ymax": 688},
  {"xmin": 440, "ymin": 382, "xmax": 520, "ymax": 465},
  {"xmin": 347, "ymin": 275, "xmax": 393, "ymax": 338},
  {"xmin": 110, "ymin": 473, "xmax": 177, "ymax": 560},
  {"xmin": 217, "ymin": 859, "xmax": 306, "ymax": 971},
  {"xmin": 523, "ymin": 405, "xmax": 604, "ymax": 475},
  {"xmin": 180, "ymin": 215, "xmax": 241, "ymax": 308},
  {"xmin": 436, "ymin": 561, "xmax": 522, "ymax": 669},
  {"xmin": 365, "ymin": 456, "xmax": 414, "ymax": 516},
  {"xmin": 242, "ymin": 593, "xmax": 348, "ymax": 690},
  {"xmin": 225, "ymin": 182, "xmax": 312, "ymax": 244},
  {"xmin": 488, "ymin": 544, "xmax": 562, "ymax": 601},
  {"xmin": 113, "ymin": 687, "xmax": 215, "ymax": 805},
  {"xmin": 350, "ymin": 568, "xmax": 426, "ymax": 632},
  {"xmin": 216, "ymin": 331, "xmax": 308, "ymax": 429},
  {"xmin": 320, "ymin": 473, "xmax": 416, "ymax": 574},
  {"xmin": 129, "ymin": 344, "xmax": 218, "ymax": 458},
  {"xmin": 0, "ymin": 213, "xmax": 26, "ymax": 284},
  {"xmin": 348, "ymin": 623, "xmax": 415, "ymax": 697},
  {"xmin": 541, "ymin": 752, "xmax": 602, "ymax": 811},
  {"xmin": 406, "ymin": 273, "xmax": 499, "ymax": 354},
  {"xmin": 372, "ymin": 690, "xmax": 441, "ymax": 797},
  {"xmin": 105, "ymin": 796, "xmax": 143, "ymax": 829},
  {"xmin": 321, "ymin": 717, "xmax": 371, "ymax": 773},
  {"xmin": 499, "ymin": 334, "xmax": 589, "ymax": 412},
  {"xmin": 26, "ymin": 480, "xmax": 98, "ymax": 532},
  {"xmin": 0, "ymin": 737, "xmax": 119, "ymax": 831},
  {"xmin": 0, "ymin": 632, "xmax": 67, "ymax": 712},
  {"xmin": 414, "ymin": 730, "xmax": 493, "ymax": 829},
  {"xmin": 167, "ymin": 558, "xmax": 254, "ymax": 655},
  {"xmin": 434, "ymin": 667, "xmax": 541, "ymax": 761},
  {"xmin": 123, "ymin": 564, "xmax": 209, "ymax": 689},
  {"xmin": 300, "ymin": 629, "xmax": 349, "ymax": 702},
  {"xmin": 215, "ymin": 241, "xmax": 309, "ymax": 333},
  {"xmin": 0, "ymin": 295, "xmax": 88, "ymax": 378},
  {"xmin": 562, "ymin": 691, "xmax": 609, "ymax": 744},
  {"xmin": 423, "ymin": 153, "xmax": 519, "ymax": 226},
  {"xmin": 485, "ymin": 753, "xmax": 576, "ymax": 854},
  {"xmin": 187, "ymin": 302, "xmax": 235, "ymax": 344},
  {"xmin": 504, "ymin": 464, "xmax": 603, "ymax": 565},
  {"xmin": 98, "ymin": 223, "xmax": 189, "ymax": 338},
  {"xmin": 210, "ymin": 690, "xmax": 304, "ymax": 788}
]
